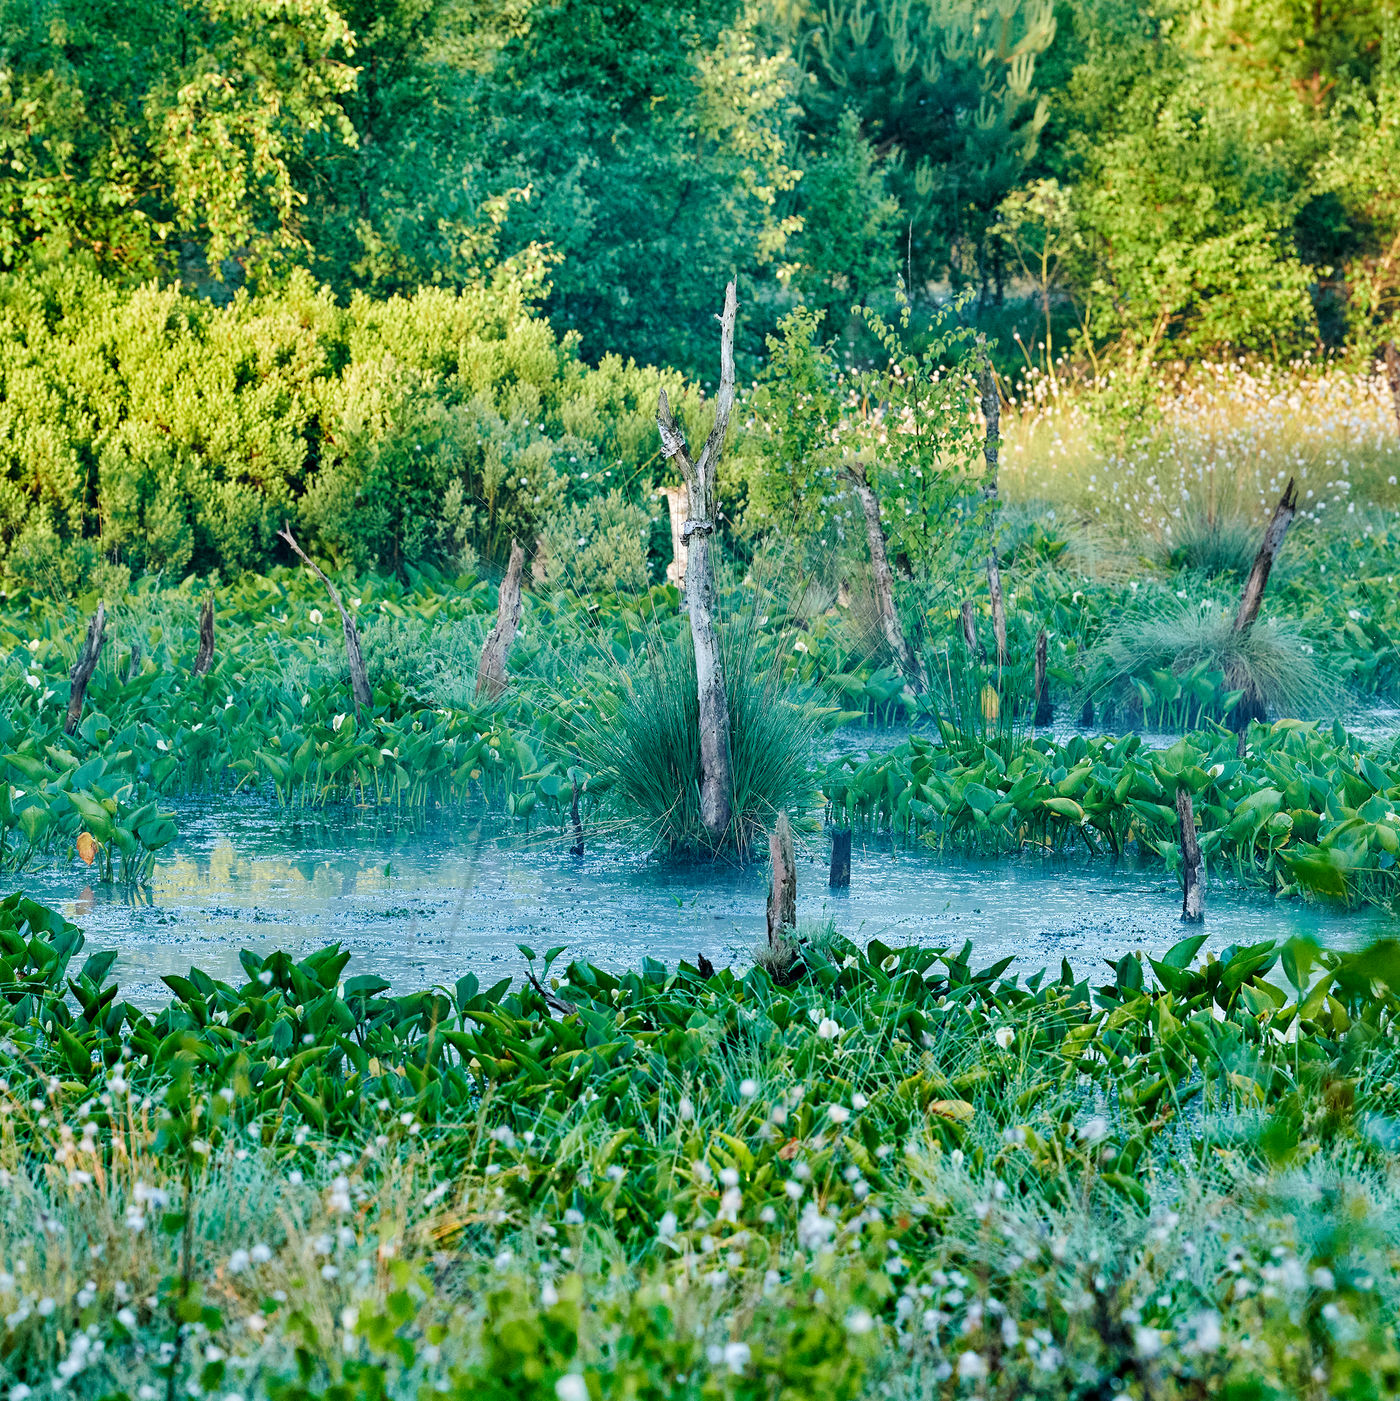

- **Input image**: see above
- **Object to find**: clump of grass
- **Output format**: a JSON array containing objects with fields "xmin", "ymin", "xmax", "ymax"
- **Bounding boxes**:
[
  {"xmin": 1084, "ymin": 594, "xmax": 1337, "ymax": 726},
  {"xmin": 1157, "ymin": 505, "xmax": 1260, "ymax": 576},
  {"xmin": 573, "ymin": 619, "xmax": 820, "ymax": 857}
]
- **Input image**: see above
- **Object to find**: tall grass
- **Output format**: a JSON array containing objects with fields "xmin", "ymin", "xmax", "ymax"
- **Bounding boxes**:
[
  {"xmin": 571, "ymin": 616, "xmax": 821, "ymax": 856},
  {"xmin": 1083, "ymin": 593, "xmax": 1338, "ymax": 725}
]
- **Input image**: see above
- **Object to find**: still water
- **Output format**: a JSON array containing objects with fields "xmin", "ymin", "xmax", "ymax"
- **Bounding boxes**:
[{"xmin": 16, "ymin": 795, "xmax": 1400, "ymax": 1004}]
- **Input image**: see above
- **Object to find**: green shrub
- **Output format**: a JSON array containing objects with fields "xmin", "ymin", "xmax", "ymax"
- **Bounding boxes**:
[
  {"xmin": 1158, "ymin": 505, "xmax": 1261, "ymax": 576},
  {"xmin": 537, "ymin": 489, "xmax": 654, "ymax": 594}
]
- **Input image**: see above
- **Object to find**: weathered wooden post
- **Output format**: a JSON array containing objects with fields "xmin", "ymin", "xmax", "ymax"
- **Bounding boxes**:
[
  {"xmin": 476, "ymin": 540, "xmax": 526, "ymax": 701},
  {"xmin": 977, "ymin": 344, "xmax": 1008, "ymax": 667},
  {"xmin": 767, "ymin": 811, "xmax": 797, "ymax": 943},
  {"xmin": 1176, "ymin": 785, "xmax": 1205, "ymax": 922},
  {"xmin": 192, "ymin": 596, "xmax": 215, "ymax": 676},
  {"xmin": 829, "ymin": 827, "xmax": 852, "ymax": 889},
  {"xmin": 65, "ymin": 604, "xmax": 106, "ymax": 736},
  {"xmin": 1232, "ymin": 477, "xmax": 1298, "ymax": 725},
  {"xmin": 1033, "ymin": 628, "xmax": 1053, "ymax": 727},
  {"xmin": 657, "ymin": 282, "xmax": 739, "ymax": 843},
  {"xmin": 278, "ymin": 524, "xmax": 372, "ymax": 714}
]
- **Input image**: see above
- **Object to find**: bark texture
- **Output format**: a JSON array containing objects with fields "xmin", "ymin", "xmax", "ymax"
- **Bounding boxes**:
[
  {"xmin": 657, "ymin": 281, "xmax": 739, "ymax": 843},
  {"xmin": 1234, "ymin": 478, "xmax": 1298, "ymax": 635},
  {"xmin": 660, "ymin": 484, "xmax": 688, "ymax": 591},
  {"xmin": 192, "ymin": 597, "xmax": 215, "ymax": 677},
  {"xmin": 278, "ymin": 525, "xmax": 372, "ymax": 713},
  {"xmin": 65, "ymin": 604, "xmax": 106, "ymax": 736},
  {"xmin": 476, "ymin": 539, "xmax": 526, "ymax": 702},
  {"xmin": 978, "ymin": 348, "xmax": 1008, "ymax": 666},
  {"xmin": 1176, "ymin": 785, "xmax": 1205, "ymax": 922},
  {"xmin": 960, "ymin": 599, "xmax": 985, "ymax": 663},
  {"xmin": 767, "ymin": 811, "xmax": 796, "ymax": 942}
]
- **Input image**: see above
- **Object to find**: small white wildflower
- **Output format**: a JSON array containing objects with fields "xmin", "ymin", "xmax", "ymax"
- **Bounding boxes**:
[
  {"xmin": 994, "ymin": 1027, "xmax": 1014, "ymax": 1049},
  {"xmin": 554, "ymin": 1375, "xmax": 588, "ymax": 1401}
]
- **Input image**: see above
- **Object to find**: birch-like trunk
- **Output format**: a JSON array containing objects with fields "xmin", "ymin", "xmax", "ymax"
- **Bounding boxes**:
[
  {"xmin": 851, "ymin": 468, "xmax": 925, "ymax": 690},
  {"xmin": 476, "ymin": 539, "xmax": 526, "ymax": 701},
  {"xmin": 657, "ymin": 283, "xmax": 739, "ymax": 843},
  {"xmin": 978, "ymin": 349, "xmax": 1008, "ymax": 667}
]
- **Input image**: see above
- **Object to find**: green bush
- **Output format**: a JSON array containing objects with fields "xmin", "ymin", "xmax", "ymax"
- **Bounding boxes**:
[
  {"xmin": 537, "ymin": 489, "xmax": 654, "ymax": 594},
  {"xmin": 0, "ymin": 265, "xmax": 692, "ymax": 579}
]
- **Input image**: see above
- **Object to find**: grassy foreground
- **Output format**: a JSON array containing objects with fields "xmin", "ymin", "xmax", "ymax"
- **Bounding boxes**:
[{"xmin": 1, "ymin": 894, "xmax": 1400, "ymax": 1398}]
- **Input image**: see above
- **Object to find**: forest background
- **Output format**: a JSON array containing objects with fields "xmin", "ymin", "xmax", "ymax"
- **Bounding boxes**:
[{"xmin": 1, "ymin": 0, "xmax": 1398, "ymax": 586}]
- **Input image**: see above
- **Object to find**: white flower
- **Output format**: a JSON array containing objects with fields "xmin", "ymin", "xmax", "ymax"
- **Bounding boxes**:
[
  {"xmin": 817, "ymin": 1017, "xmax": 841, "ymax": 1040},
  {"xmin": 351, "ymin": 598, "xmax": 361, "ymax": 608},
  {"xmin": 23, "ymin": 674, "xmax": 38, "ymax": 689},
  {"xmin": 723, "ymin": 1342, "xmax": 751, "ymax": 1374},
  {"xmin": 116, "ymin": 1307, "xmax": 137, "ymax": 1329},
  {"xmin": 677, "ymin": 1096, "xmax": 694, "ymax": 1121},
  {"xmin": 739, "ymin": 1078, "xmax": 758, "ymax": 1098},
  {"xmin": 1134, "ymin": 1327, "xmax": 1163, "ymax": 1359},
  {"xmin": 994, "ymin": 1027, "xmax": 1014, "ymax": 1049},
  {"xmin": 555, "ymin": 1375, "xmax": 588, "ymax": 1401},
  {"xmin": 846, "ymin": 1308, "xmax": 874, "ymax": 1335},
  {"xmin": 228, "ymin": 1249, "xmax": 250, "ymax": 1275},
  {"xmin": 956, "ymin": 1351, "xmax": 986, "ymax": 1379},
  {"xmin": 828, "ymin": 1104, "xmax": 850, "ymax": 1124},
  {"xmin": 309, "ymin": 609, "xmax": 324, "ymax": 625},
  {"xmin": 852, "ymin": 1092, "xmax": 868, "ymax": 1110},
  {"xmin": 332, "ymin": 713, "xmax": 348, "ymax": 732}
]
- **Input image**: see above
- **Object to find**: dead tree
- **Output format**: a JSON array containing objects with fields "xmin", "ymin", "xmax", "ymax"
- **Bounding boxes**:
[
  {"xmin": 960, "ymin": 600, "xmax": 985, "ymax": 663},
  {"xmin": 657, "ymin": 281, "xmax": 739, "ymax": 843},
  {"xmin": 767, "ymin": 811, "xmax": 797, "ymax": 943},
  {"xmin": 829, "ymin": 827, "xmax": 852, "ymax": 889},
  {"xmin": 659, "ymin": 484, "xmax": 688, "ymax": 591},
  {"xmin": 1385, "ymin": 342, "xmax": 1400, "ymax": 432},
  {"xmin": 977, "ymin": 345, "xmax": 1008, "ymax": 667},
  {"xmin": 65, "ymin": 604, "xmax": 106, "ymax": 736},
  {"xmin": 277, "ymin": 524, "xmax": 372, "ymax": 713},
  {"xmin": 1231, "ymin": 477, "xmax": 1298, "ymax": 725},
  {"xmin": 847, "ymin": 464, "xmax": 926, "ymax": 689},
  {"xmin": 1033, "ymin": 628, "xmax": 1053, "ymax": 727},
  {"xmin": 476, "ymin": 540, "xmax": 526, "ymax": 701},
  {"xmin": 569, "ymin": 771, "xmax": 585, "ymax": 857},
  {"xmin": 192, "ymin": 596, "xmax": 215, "ymax": 676},
  {"xmin": 1176, "ymin": 785, "xmax": 1205, "ymax": 922},
  {"xmin": 120, "ymin": 641, "xmax": 141, "ymax": 685}
]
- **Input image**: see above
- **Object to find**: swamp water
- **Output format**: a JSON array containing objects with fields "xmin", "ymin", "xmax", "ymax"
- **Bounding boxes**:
[{"xmin": 15, "ymin": 795, "xmax": 1400, "ymax": 1004}]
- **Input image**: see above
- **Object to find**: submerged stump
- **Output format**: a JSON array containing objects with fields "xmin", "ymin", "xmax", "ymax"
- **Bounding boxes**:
[{"xmin": 1176, "ymin": 785, "xmax": 1205, "ymax": 922}]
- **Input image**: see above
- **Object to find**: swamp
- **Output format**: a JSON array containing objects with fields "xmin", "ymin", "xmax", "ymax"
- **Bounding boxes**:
[{"xmin": 5, "ymin": 1, "xmax": 1400, "ymax": 1397}]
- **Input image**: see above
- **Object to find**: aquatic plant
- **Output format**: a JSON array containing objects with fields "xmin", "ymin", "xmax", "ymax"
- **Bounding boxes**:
[
  {"xmin": 3, "ymin": 893, "xmax": 1400, "ymax": 1396},
  {"xmin": 1156, "ymin": 503, "xmax": 1261, "ymax": 576}
]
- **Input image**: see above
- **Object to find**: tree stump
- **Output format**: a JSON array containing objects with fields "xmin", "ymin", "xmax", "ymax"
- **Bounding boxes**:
[
  {"xmin": 65, "ymin": 604, "xmax": 106, "ymax": 736},
  {"xmin": 767, "ymin": 811, "xmax": 796, "ymax": 943},
  {"xmin": 1176, "ymin": 785, "xmax": 1205, "ymax": 922},
  {"xmin": 476, "ymin": 540, "xmax": 526, "ymax": 702},
  {"xmin": 1232, "ymin": 477, "xmax": 1298, "ymax": 726},
  {"xmin": 192, "ymin": 596, "xmax": 215, "ymax": 676},
  {"xmin": 1033, "ymin": 628, "xmax": 1053, "ymax": 727},
  {"xmin": 829, "ymin": 827, "xmax": 851, "ymax": 889}
]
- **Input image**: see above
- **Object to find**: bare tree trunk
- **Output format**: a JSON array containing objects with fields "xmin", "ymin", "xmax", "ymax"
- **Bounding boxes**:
[
  {"xmin": 660, "ymin": 484, "xmax": 688, "ymax": 592},
  {"xmin": 767, "ymin": 811, "xmax": 796, "ymax": 942},
  {"xmin": 531, "ymin": 533, "xmax": 550, "ymax": 586},
  {"xmin": 1176, "ymin": 785, "xmax": 1205, "ymax": 922},
  {"xmin": 65, "ymin": 604, "xmax": 106, "ymax": 736},
  {"xmin": 476, "ymin": 539, "xmax": 526, "ymax": 702},
  {"xmin": 960, "ymin": 600, "xmax": 985, "ymax": 663},
  {"xmin": 120, "ymin": 641, "xmax": 141, "ymax": 685},
  {"xmin": 1385, "ymin": 342, "xmax": 1400, "ymax": 432},
  {"xmin": 851, "ymin": 468, "xmax": 926, "ymax": 689},
  {"xmin": 657, "ymin": 282, "xmax": 739, "ymax": 844},
  {"xmin": 1033, "ymin": 628, "xmax": 1052, "ymax": 727},
  {"xmin": 192, "ymin": 596, "xmax": 215, "ymax": 677},
  {"xmin": 1234, "ymin": 478, "xmax": 1298, "ymax": 635},
  {"xmin": 1231, "ymin": 477, "xmax": 1298, "ymax": 726},
  {"xmin": 829, "ymin": 827, "xmax": 851, "ymax": 889},
  {"xmin": 978, "ymin": 347, "xmax": 1008, "ymax": 667},
  {"xmin": 278, "ymin": 524, "xmax": 373, "ymax": 714}
]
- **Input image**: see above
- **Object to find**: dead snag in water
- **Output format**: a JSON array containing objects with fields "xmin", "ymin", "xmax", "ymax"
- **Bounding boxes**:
[
  {"xmin": 65, "ymin": 604, "xmax": 106, "ymax": 736},
  {"xmin": 849, "ymin": 464, "xmax": 926, "ymax": 690},
  {"xmin": 278, "ymin": 524, "xmax": 372, "ymax": 714},
  {"xmin": 525, "ymin": 967, "xmax": 577, "ymax": 1017},
  {"xmin": 569, "ymin": 770, "xmax": 585, "ymax": 857},
  {"xmin": 1231, "ymin": 477, "xmax": 1298, "ymax": 725},
  {"xmin": 767, "ymin": 811, "xmax": 797, "ymax": 944},
  {"xmin": 476, "ymin": 539, "xmax": 526, "ymax": 702},
  {"xmin": 829, "ymin": 827, "xmax": 851, "ymax": 889},
  {"xmin": 1176, "ymin": 785, "xmax": 1205, "ymax": 922},
  {"xmin": 1385, "ymin": 342, "xmax": 1400, "ymax": 433},
  {"xmin": 658, "ymin": 281, "xmax": 739, "ymax": 842},
  {"xmin": 1033, "ymin": 629, "xmax": 1053, "ymax": 727},
  {"xmin": 192, "ymin": 596, "xmax": 215, "ymax": 676},
  {"xmin": 977, "ymin": 343, "xmax": 1008, "ymax": 667}
]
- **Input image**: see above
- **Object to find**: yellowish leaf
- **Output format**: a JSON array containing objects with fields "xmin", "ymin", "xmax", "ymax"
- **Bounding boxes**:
[{"xmin": 76, "ymin": 832, "xmax": 98, "ymax": 865}]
